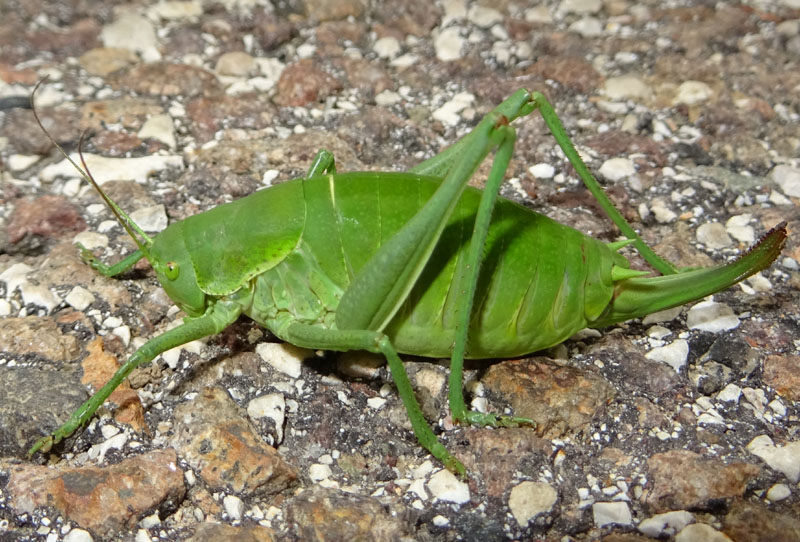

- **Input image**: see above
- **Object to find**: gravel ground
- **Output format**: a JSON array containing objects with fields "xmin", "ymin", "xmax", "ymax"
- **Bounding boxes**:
[{"xmin": 1, "ymin": 1, "xmax": 799, "ymax": 541}]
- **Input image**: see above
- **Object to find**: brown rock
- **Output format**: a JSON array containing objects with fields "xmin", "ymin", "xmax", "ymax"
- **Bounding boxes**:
[
  {"xmin": 184, "ymin": 93, "xmax": 275, "ymax": 143},
  {"xmin": 0, "ymin": 316, "xmax": 80, "ymax": 361},
  {"xmin": 303, "ymin": 0, "xmax": 367, "ymax": 22},
  {"xmin": 110, "ymin": 62, "xmax": 223, "ymax": 98},
  {"xmin": 80, "ymin": 98, "xmax": 164, "ymax": 132},
  {"xmin": 6, "ymin": 195, "xmax": 86, "ymax": 245},
  {"xmin": 187, "ymin": 522, "xmax": 276, "ymax": 542},
  {"xmin": 6, "ymin": 449, "xmax": 185, "ymax": 536},
  {"xmin": 645, "ymin": 450, "xmax": 759, "ymax": 512},
  {"xmin": 520, "ymin": 56, "xmax": 603, "ymax": 94},
  {"xmin": 273, "ymin": 59, "xmax": 342, "ymax": 107},
  {"xmin": 762, "ymin": 354, "xmax": 800, "ymax": 402},
  {"xmin": 482, "ymin": 358, "xmax": 615, "ymax": 438},
  {"xmin": 80, "ymin": 338, "xmax": 145, "ymax": 432},
  {"xmin": 78, "ymin": 47, "xmax": 139, "ymax": 77},
  {"xmin": 170, "ymin": 387, "xmax": 297, "ymax": 496},
  {"xmin": 288, "ymin": 487, "xmax": 408, "ymax": 542},
  {"xmin": 723, "ymin": 500, "xmax": 800, "ymax": 542}
]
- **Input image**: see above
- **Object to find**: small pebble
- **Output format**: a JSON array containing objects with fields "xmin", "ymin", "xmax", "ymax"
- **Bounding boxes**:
[
  {"xmin": 63, "ymin": 529, "xmax": 94, "ymax": 542},
  {"xmin": 432, "ymin": 92, "xmax": 475, "ymax": 126},
  {"xmin": 137, "ymin": 114, "xmax": 177, "ymax": 148},
  {"xmin": 529, "ymin": 163, "xmax": 555, "ymax": 179},
  {"xmin": 766, "ymin": 483, "xmax": 791, "ymax": 502},
  {"xmin": 696, "ymin": 222, "xmax": 732, "ymax": 249},
  {"xmin": 687, "ymin": 301, "xmax": 739, "ymax": 332},
  {"xmin": 309, "ymin": 463, "xmax": 332, "ymax": 483},
  {"xmin": 673, "ymin": 81, "xmax": 713, "ymax": 106},
  {"xmin": 569, "ymin": 17, "xmax": 603, "ymax": 38},
  {"xmin": 592, "ymin": 501, "xmax": 632, "ymax": 527},
  {"xmin": 427, "ymin": 469, "xmax": 470, "ymax": 504},
  {"xmin": 256, "ymin": 342, "xmax": 312, "ymax": 378},
  {"xmin": 598, "ymin": 157, "xmax": 636, "ymax": 181},
  {"xmin": 223, "ymin": 494, "xmax": 244, "ymax": 520},
  {"xmin": 638, "ymin": 510, "xmax": 694, "ymax": 537},
  {"xmin": 508, "ymin": 481, "xmax": 557, "ymax": 527},
  {"xmin": 770, "ymin": 164, "xmax": 800, "ymax": 197},
  {"xmin": 675, "ymin": 523, "xmax": 732, "ymax": 542},
  {"xmin": 373, "ymin": 37, "xmax": 401, "ymax": 59},
  {"xmin": 434, "ymin": 27, "xmax": 464, "ymax": 62},
  {"xmin": 645, "ymin": 339, "xmax": 689, "ymax": 372},
  {"xmin": 747, "ymin": 436, "xmax": 800, "ymax": 482}
]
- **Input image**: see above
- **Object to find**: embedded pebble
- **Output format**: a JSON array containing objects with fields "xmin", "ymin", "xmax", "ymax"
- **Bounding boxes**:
[
  {"xmin": 507, "ymin": 481, "xmax": 557, "ymax": 527},
  {"xmin": 337, "ymin": 352, "xmax": 383, "ymax": 379},
  {"xmin": 604, "ymin": 74, "xmax": 651, "ymax": 100},
  {"xmin": 309, "ymin": 463, "xmax": 332, "ymax": 483},
  {"xmin": 0, "ymin": 263, "xmax": 33, "ymax": 293},
  {"xmin": 746, "ymin": 436, "xmax": 800, "ymax": 482},
  {"xmin": 215, "ymin": 51, "xmax": 256, "ymax": 76},
  {"xmin": 73, "ymin": 231, "xmax": 109, "ymax": 250},
  {"xmin": 8, "ymin": 154, "xmax": 40, "ymax": 171},
  {"xmin": 675, "ymin": 523, "xmax": 732, "ymax": 542},
  {"xmin": 375, "ymin": 90, "xmax": 401, "ymax": 106},
  {"xmin": 638, "ymin": 510, "xmax": 694, "ymax": 537},
  {"xmin": 129, "ymin": 205, "xmax": 168, "ymax": 233},
  {"xmin": 432, "ymin": 92, "xmax": 475, "ymax": 126},
  {"xmin": 63, "ymin": 529, "xmax": 94, "ymax": 542},
  {"xmin": 528, "ymin": 163, "xmax": 555, "ymax": 179},
  {"xmin": 673, "ymin": 81, "xmax": 713, "ymax": 106},
  {"xmin": 373, "ymin": 37, "xmax": 400, "ymax": 59},
  {"xmin": 651, "ymin": 201, "xmax": 677, "ymax": 223},
  {"xmin": 247, "ymin": 393, "xmax": 286, "ymax": 443},
  {"xmin": 434, "ymin": 27, "xmax": 464, "ymax": 62},
  {"xmin": 19, "ymin": 283, "xmax": 60, "ymax": 312},
  {"xmin": 427, "ymin": 469, "xmax": 470, "ymax": 504},
  {"xmin": 642, "ymin": 306, "xmax": 683, "ymax": 325},
  {"xmin": 137, "ymin": 114, "xmax": 177, "ymax": 148},
  {"xmin": 766, "ymin": 483, "xmax": 791, "ymax": 501},
  {"xmin": 716, "ymin": 383, "xmax": 741, "ymax": 403},
  {"xmin": 255, "ymin": 342, "xmax": 312, "ymax": 378},
  {"xmin": 598, "ymin": 157, "xmax": 636, "ymax": 181},
  {"xmin": 569, "ymin": 18, "xmax": 603, "ymax": 38},
  {"xmin": 147, "ymin": 1, "xmax": 203, "ymax": 19},
  {"xmin": 696, "ymin": 222, "xmax": 732, "ymax": 249},
  {"xmin": 686, "ymin": 301, "xmax": 739, "ymax": 332},
  {"xmin": 40, "ymin": 154, "xmax": 184, "ymax": 185},
  {"xmin": 525, "ymin": 5, "xmax": 552, "ymax": 23},
  {"xmin": 725, "ymin": 215, "xmax": 754, "ymax": 244},
  {"xmin": 223, "ymin": 494, "xmax": 244, "ymax": 520},
  {"xmin": 645, "ymin": 339, "xmax": 689, "ymax": 372},
  {"xmin": 592, "ymin": 501, "xmax": 632, "ymax": 527},
  {"xmin": 0, "ymin": 299, "xmax": 10, "ymax": 316},
  {"xmin": 467, "ymin": 5, "xmax": 503, "ymax": 27},
  {"xmin": 770, "ymin": 164, "xmax": 800, "ymax": 197},
  {"xmin": 562, "ymin": 0, "xmax": 603, "ymax": 14},
  {"xmin": 100, "ymin": 12, "xmax": 160, "ymax": 62}
]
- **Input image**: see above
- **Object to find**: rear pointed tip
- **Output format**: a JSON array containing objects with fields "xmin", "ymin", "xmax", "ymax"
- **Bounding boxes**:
[{"xmin": 591, "ymin": 221, "xmax": 788, "ymax": 328}]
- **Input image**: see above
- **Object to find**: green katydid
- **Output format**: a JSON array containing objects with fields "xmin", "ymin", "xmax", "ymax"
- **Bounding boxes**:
[{"xmin": 27, "ymin": 84, "xmax": 786, "ymax": 476}]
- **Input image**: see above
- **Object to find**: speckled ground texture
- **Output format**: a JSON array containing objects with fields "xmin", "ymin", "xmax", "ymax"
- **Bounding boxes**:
[{"xmin": 1, "ymin": 0, "xmax": 799, "ymax": 541}]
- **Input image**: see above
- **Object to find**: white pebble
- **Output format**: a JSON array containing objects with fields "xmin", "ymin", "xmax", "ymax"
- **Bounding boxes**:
[
  {"xmin": 770, "ymin": 164, "xmax": 800, "ymax": 197},
  {"xmin": 247, "ymin": 393, "xmax": 285, "ymax": 443},
  {"xmin": 40, "ymin": 154, "xmax": 184, "ymax": 185},
  {"xmin": 563, "ymin": 0, "xmax": 602, "ymax": 14},
  {"xmin": 528, "ymin": 163, "xmax": 555, "ymax": 179},
  {"xmin": 508, "ymin": 481, "xmax": 557, "ymax": 527},
  {"xmin": 130, "ymin": 205, "xmax": 168, "ymax": 233},
  {"xmin": 686, "ymin": 301, "xmax": 739, "ymax": 332},
  {"xmin": 309, "ymin": 463, "xmax": 332, "ymax": 483},
  {"xmin": 137, "ymin": 114, "xmax": 177, "ymax": 149},
  {"xmin": 675, "ymin": 523, "xmax": 733, "ymax": 542},
  {"xmin": 223, "ymin": 494, "xmax": 244, "ymax": 520},
  {"xmin": 673, "ymin": 81, "xmax": 713, "ymax": 106},
  {"xmin": 0, "ymin": 263, "xmax": 34, "ymax": 293},
  {"xmin": 696, "ymin": 222, "xmax": 732, "ymax": 249},
  {"xmin": 468, "ymin": 5, "xmax": 503, "ymax": 27},
  {"xmin": 747, "ymin": 435, "xmax": 800, "ymax": 482},
  {"xmin": 645, "ymin": 339, "xmax": 689, "ymax": 372},
  {"xmin": 638, "ymin": 510, "xmax": 694, "ymax": 537},
  {"xmin": 766, "ymin": 483, "xmax": 791, "ymax": 502},
  {"xmin": 432, "ymin": 92, "xmax": 475, "ymax": 127},
  {"xmin": 63, "ymin": 529, "xmax": 93, "ymax": 542},
  {"xmin": 725, "ymin": 214, "xmax": 754, "ymax": 244},
  {"xmin": 592, "ymin": 501, "xmax": 632, "ymax": 527},
  {"xmin": 598, "ymin": 157, "xmax": 636, "ymax": 182},
  {"xmin": 19, "ymin": 283, "xmax": 60, "ymax": 313},
  {"xmin": 427, "ymin": 469, "xmax": 470, "ymax": 504},
  {"xmin": 373, "ymin": 36, "xmax": 400, "ymax": 59},
  {"xmin": 604, "ymin": 74, "xmax": 651, "ymax": 101},
  {"xmin": 434, "ymin": 27, "xmax": 464, "ymax": 62},
  {"xmin": 65, "ymin": 286, "xmax": 95, "ymax": 311},
  {"xmin": 135, "ymin": 528, "xmax": 152, "ymax": 542},
  {"xmin": 256, "ymin": 342, "xmax": 312, "ymax": 378},
  {"xmin": 716, "ymin": 383, "xmax": 741, "ymax": 403},
  {"xmin": 569, "ymin": 17, "xmax": 603, "ymax": 38}
]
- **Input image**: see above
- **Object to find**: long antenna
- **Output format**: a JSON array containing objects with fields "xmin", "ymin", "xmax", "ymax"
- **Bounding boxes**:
[{"xmin": 31, "ymin": 78, "xmax": 154, "ymax": 257}]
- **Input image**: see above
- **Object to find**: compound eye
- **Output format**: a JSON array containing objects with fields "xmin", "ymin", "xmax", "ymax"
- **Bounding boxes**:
[{"xmin": 165, "ymin": 261, "xmax": 180, "ymax": 280}]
